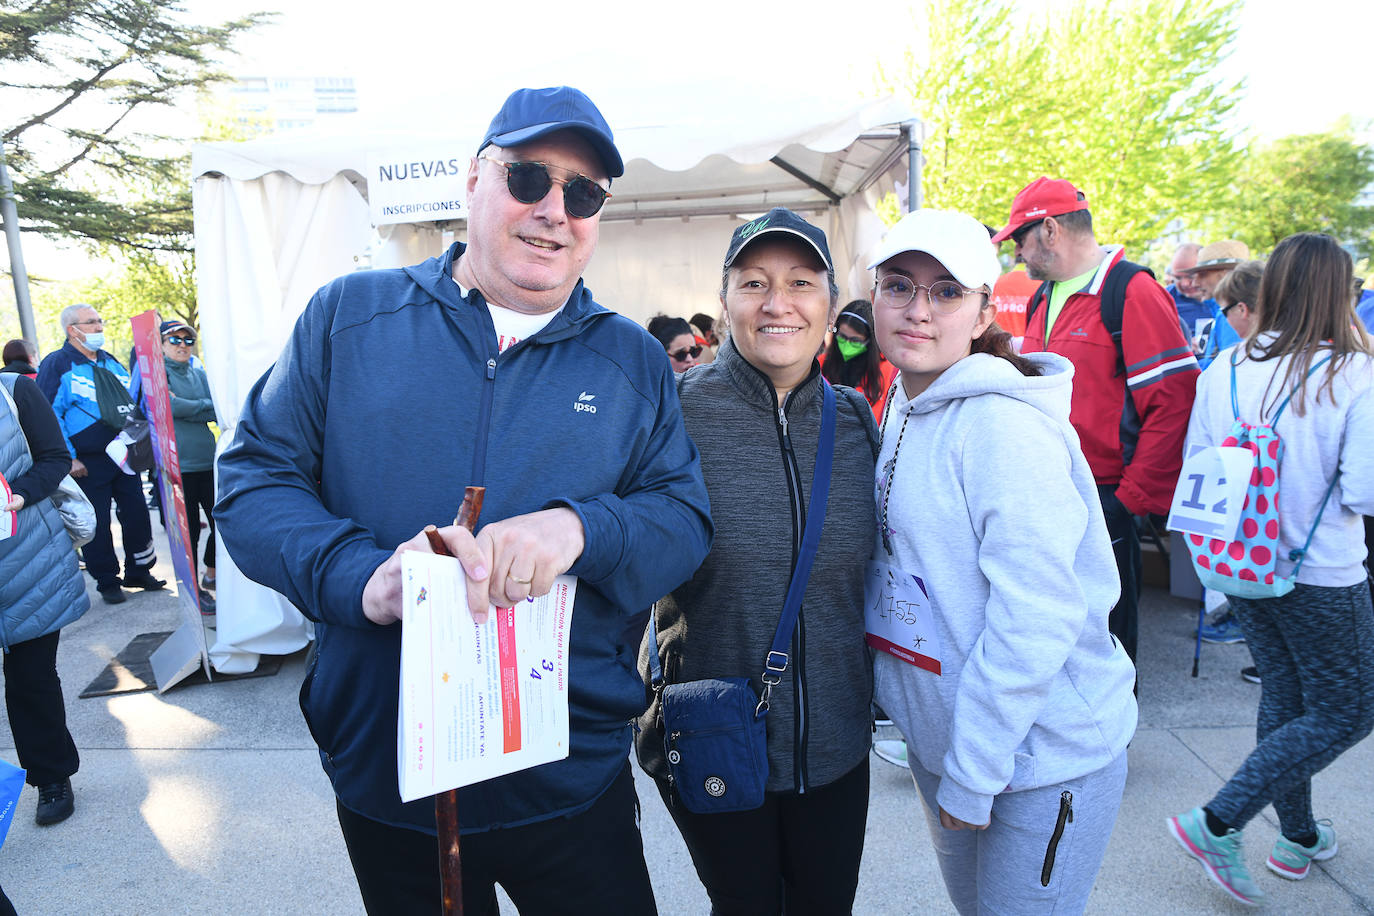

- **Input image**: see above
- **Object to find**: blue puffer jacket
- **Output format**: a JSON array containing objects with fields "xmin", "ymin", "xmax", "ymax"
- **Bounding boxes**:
[
  {"xmin": 216, "ymin": 242, "xmax": 713, "ymax": 835},
  {"xmin": 0, "ymin": 375, "xmax": 90, "ymax": 650}
]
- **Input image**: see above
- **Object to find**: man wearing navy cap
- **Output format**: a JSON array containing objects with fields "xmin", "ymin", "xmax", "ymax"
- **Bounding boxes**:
[{"xmin": 217, "ymin": 87, "xmax": 711, "ymax": 913}]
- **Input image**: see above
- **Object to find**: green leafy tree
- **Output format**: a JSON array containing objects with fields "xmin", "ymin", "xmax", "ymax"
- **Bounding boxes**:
[
  {"xmin": 1, "ymin": 0, "xmax": 267, "ymax": 252},
  {"xmin": 1214, "ymin": 123, "xmax": 1374, "ymax": 259},
  {"xmin": 879, "ymin": 0, "xmax": 1243, "ymax": 254},
  {"xmin": 19, "ymin": 251, "xmax": 190, "ymax": 363}
]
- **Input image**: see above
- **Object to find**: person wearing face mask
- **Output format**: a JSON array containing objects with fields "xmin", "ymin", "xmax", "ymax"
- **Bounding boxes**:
[
  {"xmin": 821, "ymin": 299, "xmax": 896, "ymax": 418},
  {"xmin": 637, "ymin": 208, "xmax": 878, "ymax": 915},
  {"xmin": 870, "ymin": 209, "xmax": 1136, "ymax": 914},
  {"xmin": 647, "ymin": 314, "xmax": 703, "ymax": 372},
  {"xmin": 36, "ymin": 304, "xmax": 163, "ymax": 605}
]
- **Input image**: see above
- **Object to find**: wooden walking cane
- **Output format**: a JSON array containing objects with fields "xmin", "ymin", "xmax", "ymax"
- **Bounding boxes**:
[{"xmin": 424, "ymin": 485, "xmax": 486, "ymax": 916}]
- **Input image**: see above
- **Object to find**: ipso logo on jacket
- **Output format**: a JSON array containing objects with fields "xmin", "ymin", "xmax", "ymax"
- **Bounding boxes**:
[{"xmin": 573, "ymin": 392, "xmax": 597, "ymax": 414}]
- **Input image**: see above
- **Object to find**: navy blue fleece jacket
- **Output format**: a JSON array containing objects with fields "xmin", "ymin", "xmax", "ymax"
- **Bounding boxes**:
[{"xmin": 215, "ymin": 242, "xmax": 712, "ymax": 834}]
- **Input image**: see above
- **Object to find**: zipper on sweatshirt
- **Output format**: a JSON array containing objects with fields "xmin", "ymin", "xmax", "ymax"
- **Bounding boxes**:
[
  {"xmin": 774, "ymin": 394, "xmax": 810, "ymax": 794},
  {"xmin": 1040, "ymin": 790, "xmax": 1074, "ymax": 887},
  {"xmin": 468, "ymin": 305, "xmax": 499, "ymax": 486}
]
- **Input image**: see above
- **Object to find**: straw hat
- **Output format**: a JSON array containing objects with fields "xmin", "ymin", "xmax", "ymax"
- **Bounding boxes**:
[{"xmin": 1181, "ymin": 240, "xmax": 1250, "ymax": 273}]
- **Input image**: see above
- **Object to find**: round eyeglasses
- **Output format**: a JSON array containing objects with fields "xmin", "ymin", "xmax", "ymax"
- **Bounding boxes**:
[{"xmin": 874, "ymin": 275, "xmax": 983, "ymax": 313}]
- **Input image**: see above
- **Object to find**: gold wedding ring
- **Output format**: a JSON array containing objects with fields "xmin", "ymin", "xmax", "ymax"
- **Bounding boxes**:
[{"xmin": 508, "ymin": 574, "xmax": 533, "ymax": 585}]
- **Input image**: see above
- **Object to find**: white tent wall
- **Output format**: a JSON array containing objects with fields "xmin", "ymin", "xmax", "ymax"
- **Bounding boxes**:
[{"xmin": 194, "ymin": 172, "xmax": 372, "ymax": 673}]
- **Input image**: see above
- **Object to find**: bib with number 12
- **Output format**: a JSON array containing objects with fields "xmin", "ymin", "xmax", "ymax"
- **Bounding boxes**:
[{"xmin": 1166, "ymin": 445, "xmax": 1252, "ymax": 540}]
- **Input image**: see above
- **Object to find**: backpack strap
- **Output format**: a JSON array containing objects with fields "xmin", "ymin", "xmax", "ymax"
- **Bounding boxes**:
[
  {"xmin": 1099, "ymin": 260, "xmax": 1154, "ymax": 377},
  {"xmin": 1024, "ymin": 282, "xmax": 1050, "ymax": 341},
  {"xmin": 1289, "ymin": 473, "xmax": 1341, "ymax": 577},
  {"xmin": 1272, "ymin": 354, "xmax": 1334, "ymax": 424}
]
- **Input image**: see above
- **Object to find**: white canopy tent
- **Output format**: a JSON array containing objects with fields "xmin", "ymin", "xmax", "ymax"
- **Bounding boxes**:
[{"xmin": 190, "ymin": 94, "xmax": 921, "ymax": 672}]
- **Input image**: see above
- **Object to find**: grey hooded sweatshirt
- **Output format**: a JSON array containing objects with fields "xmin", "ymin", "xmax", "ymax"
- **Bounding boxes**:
[{"xmin": 873, "ymin": 351, "xmax": 1137, "ymax": 826}]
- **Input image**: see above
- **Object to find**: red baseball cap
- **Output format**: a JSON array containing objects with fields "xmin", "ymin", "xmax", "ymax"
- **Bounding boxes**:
[{"xmin": 990, "ymin": 177, "xmax": 1090, "ymax": 244}]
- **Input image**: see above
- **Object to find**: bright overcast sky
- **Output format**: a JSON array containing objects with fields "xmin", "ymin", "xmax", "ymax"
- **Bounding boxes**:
[{"xmin": 220, "ymin": 0, "xmax": 1370, "ymax": 141}]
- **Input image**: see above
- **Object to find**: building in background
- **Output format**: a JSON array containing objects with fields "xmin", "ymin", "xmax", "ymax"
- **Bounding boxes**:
[{"xmin": 227, "ymin": 76, "xmax": 357, "ymax": 131}]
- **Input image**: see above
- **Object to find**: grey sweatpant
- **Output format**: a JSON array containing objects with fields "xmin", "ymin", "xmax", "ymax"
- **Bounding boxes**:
[
  {"xmin": 908, "ymin": 753, "xmax": 1127, "ymax": 915},
  {"xmin": 1208, "ymin": 580, "xmax": 1374, "ymax": 838}
]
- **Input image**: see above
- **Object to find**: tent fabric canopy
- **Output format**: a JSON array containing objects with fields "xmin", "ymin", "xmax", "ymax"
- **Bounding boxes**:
[{"xmin": 191, "ymin": 94, "xmax": 918, "ymax": 674}]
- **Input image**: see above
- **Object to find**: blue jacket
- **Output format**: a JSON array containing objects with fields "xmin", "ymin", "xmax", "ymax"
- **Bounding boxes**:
[
  {"xmin": 216, "ymin": 242, "xmax": 713, "ymax": 834},
  {"xmin": 0, "ymin": 374, "xmax": 90, "ymax": 650},
  {"xmin": 35, "ymin": 341, "xmax": 133, "ymax": 457}
]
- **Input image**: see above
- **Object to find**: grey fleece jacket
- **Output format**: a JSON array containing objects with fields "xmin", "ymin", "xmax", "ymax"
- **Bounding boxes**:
[{"xmin": 636, "ymin": 338, "xmax": 879, "ymax": 794}]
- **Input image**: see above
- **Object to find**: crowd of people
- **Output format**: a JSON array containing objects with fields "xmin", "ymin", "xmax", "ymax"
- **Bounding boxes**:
[
  {"xmin": 4, "ymin": 83, "xmax": 1372, "ymax": 914},
  {"xmin": 1, "ymin": 312, "xmax": 222, "ymax": 847}
]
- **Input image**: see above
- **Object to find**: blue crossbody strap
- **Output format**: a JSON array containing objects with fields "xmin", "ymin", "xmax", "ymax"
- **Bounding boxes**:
[{"xmin": 648, "ymin": 379, "xmax": 838, "ymax": 691}]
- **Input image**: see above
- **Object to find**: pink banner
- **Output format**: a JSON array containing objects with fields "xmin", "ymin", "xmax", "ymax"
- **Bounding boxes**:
[{"xmin": 131, "ymin": 311, "xmax": 200, "ymax": 612}]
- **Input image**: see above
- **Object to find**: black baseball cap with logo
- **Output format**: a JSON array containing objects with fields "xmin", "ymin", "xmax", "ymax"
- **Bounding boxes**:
[{"xmin": 722, "ymin": 207, "xmax": 833, "ymax": 272}]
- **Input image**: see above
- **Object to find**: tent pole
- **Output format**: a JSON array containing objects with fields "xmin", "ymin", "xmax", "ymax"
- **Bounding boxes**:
[
  {"xmin": 904, "ymin": 120, "xmax": 922, "ymax": 212},
  {"xmin": 0, "ymin": 151, "xmax": 37, "ymax": 346}
]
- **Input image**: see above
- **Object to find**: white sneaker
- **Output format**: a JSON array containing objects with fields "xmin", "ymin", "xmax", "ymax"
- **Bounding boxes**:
[{"xmin": 873, "ymin": 739, "xmax": 908, "ymax": 767}]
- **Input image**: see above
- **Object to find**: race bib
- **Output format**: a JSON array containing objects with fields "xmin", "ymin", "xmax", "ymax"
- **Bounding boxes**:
[
  {"xmin": 1167, "ymin": 445, "xmax": 1252, "ymax": 540},
  {"xmin": 864, "ymin": 559, "xmax": 942, "ymax": 675}
]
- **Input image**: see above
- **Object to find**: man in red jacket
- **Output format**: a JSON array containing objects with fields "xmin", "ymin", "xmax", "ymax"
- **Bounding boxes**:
[{"xmin": 992, "ymin": 178, "xmax": 1199, "ymax": 670}]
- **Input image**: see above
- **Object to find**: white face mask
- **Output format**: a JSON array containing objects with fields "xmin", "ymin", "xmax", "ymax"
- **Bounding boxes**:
[{"xmin": 82, "ymin": 330, "xmax": 105, "ymax": 351}]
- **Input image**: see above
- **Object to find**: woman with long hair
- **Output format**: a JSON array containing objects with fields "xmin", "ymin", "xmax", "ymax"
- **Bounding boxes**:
[
  {"xmin": 870, "ymin": 209, "xmax": 1136, "ymax": 914},
  {"xmin": 1168, "ymin": 233, "xmax": 1374, "ymax": 906}
]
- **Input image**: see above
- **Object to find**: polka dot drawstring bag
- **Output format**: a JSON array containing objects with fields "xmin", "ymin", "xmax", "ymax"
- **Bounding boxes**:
[{"xmin": 1182, "ymin": 351, "xmax": 1339, "ymax": 599}]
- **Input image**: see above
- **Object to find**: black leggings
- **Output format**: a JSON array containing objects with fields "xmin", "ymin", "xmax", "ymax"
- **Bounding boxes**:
[
  {"xmin": 181, "ymin": 469, "xmax": 215, "ymax": 573},
  {"xmin": 657, "ymin": 757, "xmax": 870, "ymax": 916}
]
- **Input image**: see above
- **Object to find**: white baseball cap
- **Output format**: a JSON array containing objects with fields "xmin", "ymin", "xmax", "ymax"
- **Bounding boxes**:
[{"xmin": 866, "ymin": 209, "xmax": 1002, "ymax": 291}]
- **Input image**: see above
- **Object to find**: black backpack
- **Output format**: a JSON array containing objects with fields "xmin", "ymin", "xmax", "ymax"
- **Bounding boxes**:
[
  {"xmin": 1025, "ymin": 260, "xmax": 1155, "ymax": 377},
  {"xmin": 91, "ymin": 364, "xmax": 137, "ymax": 430}
]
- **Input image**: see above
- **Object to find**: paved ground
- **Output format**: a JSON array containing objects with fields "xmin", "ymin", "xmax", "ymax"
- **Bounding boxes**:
[{"xmin": 2, "ymin": 524, "xmax": 1371, "ymax": 914}]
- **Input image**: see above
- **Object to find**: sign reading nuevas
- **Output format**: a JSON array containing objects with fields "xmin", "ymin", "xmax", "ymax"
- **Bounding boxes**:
[{"xmin": 366, "ymin": 148, "xmax": 468, "ymax": 226}]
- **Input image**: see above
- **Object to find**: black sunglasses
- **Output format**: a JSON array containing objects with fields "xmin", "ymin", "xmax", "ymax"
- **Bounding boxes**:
[
  {"xmin": 480, "ymin": 155, "xmax": 611, "ymax": 219},
  {"xmin": 166, "ymin": 335, "xmax": 196, "ymax": 346},
  {"xmin": 669, "ymin": 345, "xmax": 703, "ymax": 362},
  {"xmin": 1010, "ymin": 218, "xmax": 1046, "ymax": 247}
]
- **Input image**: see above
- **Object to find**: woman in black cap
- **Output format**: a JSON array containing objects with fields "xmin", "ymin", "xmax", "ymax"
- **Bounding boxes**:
[
  {"xmin": 159, "ymin": 320, "xmax": 219, "ymax": 612},
  {"xmin": 637, "ymin": 207, "xmax": 877, "ymax": 914}
]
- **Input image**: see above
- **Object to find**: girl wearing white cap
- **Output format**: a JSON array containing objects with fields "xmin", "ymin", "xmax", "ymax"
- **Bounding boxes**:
[{"xmin": 867, "ymin": 208, "xmax": 1137, "ymax": 913}]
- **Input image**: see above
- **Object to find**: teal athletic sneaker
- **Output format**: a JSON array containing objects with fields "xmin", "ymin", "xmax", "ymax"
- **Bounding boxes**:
[
  {"xmin": 1267, "ymin": 821, "xmax": 1337, "ymax": 879},
  {"xmin": 1167, "ymin": 807, "xmax": 1265, "ymax": 906}
]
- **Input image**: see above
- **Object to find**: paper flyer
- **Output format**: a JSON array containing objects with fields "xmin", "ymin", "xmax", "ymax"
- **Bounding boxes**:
[
  {"xmin": 0, "ymin": 469, "xmax": 14, "ymax": 541},
  {"xmin": 398, "ymin": 552, "xmax": 575, "ymax": 802}
]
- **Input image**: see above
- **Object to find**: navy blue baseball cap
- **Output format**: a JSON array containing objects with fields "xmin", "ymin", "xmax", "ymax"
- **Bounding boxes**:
[
  {"xmin": 723, "ymin": 208, "xmax": 833, "ymax": 272},
  {"xmin": 479, "ymin": 86, "xmax": 624, "ymax": 179}
]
